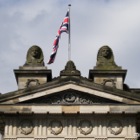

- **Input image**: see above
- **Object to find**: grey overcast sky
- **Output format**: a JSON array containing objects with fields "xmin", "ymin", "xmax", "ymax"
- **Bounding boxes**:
[{"xmin": 0, "ymin": 0, "xmax": 140, "ymax": 94}]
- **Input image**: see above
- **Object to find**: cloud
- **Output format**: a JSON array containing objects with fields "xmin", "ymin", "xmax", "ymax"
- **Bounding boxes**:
[{"xmin": 0, "ymin": 0, "xmax": 140, "ymax": 93}]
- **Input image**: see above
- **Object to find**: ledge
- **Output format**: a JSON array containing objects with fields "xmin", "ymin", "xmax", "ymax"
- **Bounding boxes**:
[{"xmin": 0, "ymin": 105, "xmax": 140, "ymax": 114}]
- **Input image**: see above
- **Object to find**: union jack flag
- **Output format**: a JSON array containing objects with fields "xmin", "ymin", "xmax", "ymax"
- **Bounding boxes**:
[{"xmin": 48, "ymin": 10, "xmax": 70, "ymax": 64}]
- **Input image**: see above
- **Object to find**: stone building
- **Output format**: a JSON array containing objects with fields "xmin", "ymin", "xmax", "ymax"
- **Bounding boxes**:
[{"xmin": 0, "ymin": 45, "xmax": 140, "ymax": 140}]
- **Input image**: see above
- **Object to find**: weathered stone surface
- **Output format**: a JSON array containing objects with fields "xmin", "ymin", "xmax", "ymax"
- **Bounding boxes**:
[
  {"xmin": 1, "ymin": 113, "xmax": 137, "ymax": 139},
  {"xmin": 14, "ymin": 67, "xmax": 52, "ymax": 89},
  {"xmin": 0, "ymin": 83, "xmax": 140, "ymax": 104},
  {"xmin": 0, "ymin": 105, "xmax": 140, "ymax": 114},
  {"xmin": 60, "ymin": 60, "xmax": 81, "ymax": 76},
  {"xmin": 22, "ymin": 89, "xmax": 121, "ymax": 104},
  {"xmin": 94, "ymin": 46, "xmax": 121, "ymax": 70},
  {"xmin": 24, "ymin": 45, "xmax": 44, "ymax": 66},
  {"xmin": 89, "ymin": 69, "xmax": 127, "ymax": 89},
  {"xmin": 89, "ymin": 46, "xmax": 127, "ymax": 90},
  {"xmin": 13, "ymin": 45, "xmax": 52, "ymax": 90},
  {"xmin": 0, "ymin": 45, "xmax": 140, "ymax": 140}
]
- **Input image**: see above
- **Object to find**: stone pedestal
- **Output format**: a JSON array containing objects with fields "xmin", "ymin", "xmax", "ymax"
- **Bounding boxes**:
[
  {"xmin": 89, "ymin": 69, "xmax": 127, "ymax": 90},
  {"xmin": 14, "ymin": 66, "xmax": 52, "ymax": 89}
]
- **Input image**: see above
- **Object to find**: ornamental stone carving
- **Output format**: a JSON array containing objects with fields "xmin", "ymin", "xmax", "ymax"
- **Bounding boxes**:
[
  {"xmin": 24, "ymin": 45, "xmax": 44, "ymax": 66},
  {"xmin": 60, "ymin": 60, "xmax": 81, "ymax": 76},
  {"xmin": 102, "ymin": 79, "xmax": 116, "ymax": 88},
  {"xmin": 95, "ymin": 45, "xmax": 121, "ymax": 70},
  {"xmin": 78, "ymin": 120, "xmax": 93, "ymax": 135},
  {"xmin": 63, "ymin": 92, "xmax": 76, "ymax": 103},
  {"xmin": 44, "ymin": 90, "xmax": 119, "ymax": 104},
  {"xmin": 19, "ymin": 119, "xmax": 33, "ymax": 135},
  {"xmin": 49, "ymin": 120, "xmax": 63, "ymax": 135},
  {"xmin": 26, "ymin": 79, "xmax": 40, "ymax": 88},
  {"xmin": 108, "ymin": 120, "xmax": 123, "ymax": 135}
]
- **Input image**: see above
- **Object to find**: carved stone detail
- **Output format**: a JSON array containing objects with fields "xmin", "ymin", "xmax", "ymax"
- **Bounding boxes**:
[
  {"xmin": 26, "ymin": 89, "xmax": 120, "ymax": 104},
  {"xmin": 102, "ymin": 79, "xmax": 116, "ymax": 88},
  {"xmin": 19, "ymin": 119, "xmax": 33, "ymax": 135},
  {"xmin": 42, "ymin": 90, "xmax": 120, "ymax": 104},
  {"xmin": 108, "ymin": 120, "xmax": 123, "ymax": 135},
  {"xmin": 60, "ymin": 60, "xmax": 81, "ymax": 76},
  {"xmin": 94, "ymin": 45, "xmax": 121, "ymax": 70},
  {"xmin": 24, "ymin": 45, "xmax": 44, "ymax": 66},
  {"xmin": 26, "ymin": 79, "xmax": 40, "ymax": 88},
  {"xmin": 49, "ymin": 120, "xmax": 63, "ymax": 135},
  {"xmin": 63, "ymin": 92, "xmax": 77, "ymax": 103},
  {"xmin": 78, "ymin": 120, "xmax": 93, "ymax": 135}
]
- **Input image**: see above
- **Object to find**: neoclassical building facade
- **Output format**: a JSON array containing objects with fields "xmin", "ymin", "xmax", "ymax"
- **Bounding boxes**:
[{"xmin": 0, "ymin": 45, "xmax": 140, "ymax": 140}]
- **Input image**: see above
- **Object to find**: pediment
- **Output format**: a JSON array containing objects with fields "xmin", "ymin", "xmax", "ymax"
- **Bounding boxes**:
[
  {"xmin": 1, "ymin": 83, "xmax": 140, "ymax": 104},
  {"xmin": 21, "ymin": 89, "xmax": 121, "ymax": 104}
]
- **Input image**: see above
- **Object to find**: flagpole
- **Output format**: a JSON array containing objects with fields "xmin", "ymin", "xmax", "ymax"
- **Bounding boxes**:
[{"xmin": 68, "ymin": 4, "xmax": 71, "ymax": 61}]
